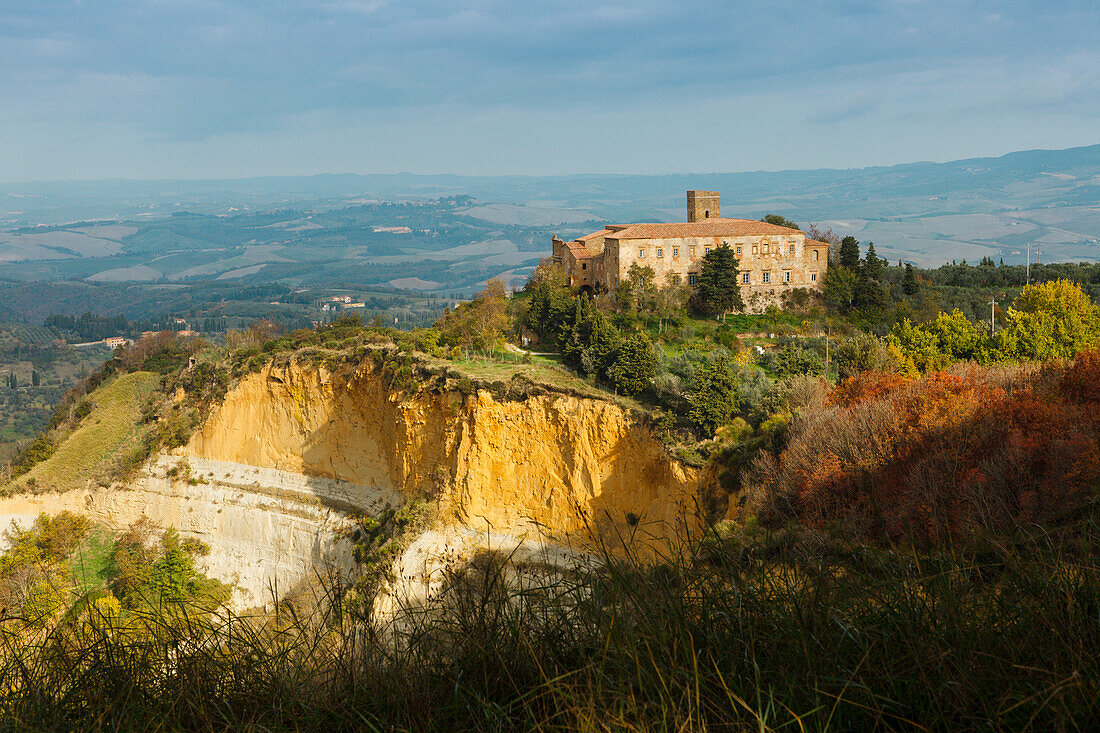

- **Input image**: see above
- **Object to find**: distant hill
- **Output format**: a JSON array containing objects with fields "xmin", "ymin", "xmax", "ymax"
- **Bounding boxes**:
[{"xmin": 2, "ymin": 144, "xmax": 1099, "ymax": 269}]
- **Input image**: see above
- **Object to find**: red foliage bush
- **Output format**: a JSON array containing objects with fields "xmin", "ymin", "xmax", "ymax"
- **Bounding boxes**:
[
  {"xmin": 829, "ymin": 370, "xmax": 912, "ymax": 407},
  {"xmin": 751, "ymin": 351, "xmax": 1100, "ymax": 544}
]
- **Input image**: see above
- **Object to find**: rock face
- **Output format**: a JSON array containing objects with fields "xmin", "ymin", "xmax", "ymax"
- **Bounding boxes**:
[
  {"xmin": 0, "ymin": 454, "xmax": 394, "ymax": 609},
  {"xmin": 186, "ymin": 360, "xmax": 701, "ymax": 544},
  {"xmin": 0, "ymin": 357, "xmax": 702, "ymax": 609}
]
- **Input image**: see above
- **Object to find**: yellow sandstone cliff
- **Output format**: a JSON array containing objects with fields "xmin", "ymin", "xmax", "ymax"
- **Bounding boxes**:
[
  {"xmin": 185, "ymin": 359, "xmax": 701, "ymax": 544},
  {"xmin": 0, "ymin": 356, "xmax": 702, "ymax": 610}
]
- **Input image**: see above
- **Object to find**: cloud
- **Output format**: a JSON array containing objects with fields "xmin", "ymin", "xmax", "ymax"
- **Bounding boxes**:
[
  {"xmin": 0, "ymin": 0, "xmax": 1099, "ymax": 178},
  {"xmin": 807, "ymin": 94, "xmax": 884, "ymax": 124}
]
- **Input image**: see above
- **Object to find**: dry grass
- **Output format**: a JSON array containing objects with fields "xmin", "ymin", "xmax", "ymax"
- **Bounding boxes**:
[
  {"xmin": 0, "ymin": 521, "xmax": 1097, "ymax": 731},
  {"xmin": 8, "ymin": 371, "xmax": 160, "ymax": 494}
]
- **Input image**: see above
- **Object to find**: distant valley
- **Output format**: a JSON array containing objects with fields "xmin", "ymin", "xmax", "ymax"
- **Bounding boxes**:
[{"xmin": 2, "ymin": 144, "xmax": 1098, "ymax": 283}]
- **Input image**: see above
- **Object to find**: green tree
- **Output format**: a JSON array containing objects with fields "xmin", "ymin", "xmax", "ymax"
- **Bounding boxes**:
[
  {"xmin": 694, "ymin": 246, "xmax": 743, "ymax": 319},
  {"xmin": 889, "ymin": 318, "xmax": 946, "ymax": 372},
  {"xmin": 608, "ymin": 333, "xmax": 657, "ymax": 396},
  {"xmin": 772, "ymin": 344, "xmax": 825, "ymax": 379},
  {"xmin": 579, "ymin": 313, "xmax": 623, "ymax": 381},
  {"xmin": 436, "ymin": 277, "xmax": 511, "ymax": 353},
  {"xmin": 833, "ymin": 333, "xmax": 902, "ymax": 380},
  {"xmin": 823, "ymin": 266, "xmax": 856, "ymax": 312},
  {"xmin": 149, "ymin": 529, "xmax": 197, "ymax": 603},
  {"xmin": 862, "ymin": 242, "xmax": 884, "ymax": 281},
  {"xmin": 839, "ymin": 236, "xmax": 861, "ymax": 271},
  {"xmin": 762, "ymin": 214, "xmax": 800, "ymax": 230},
  {"xmin": 926, "ymin": 309, "xmax": 980, "ymax": 361},
  {"xmin": 561, "ymin": 295, "xmax": 596, "ymax": 369},
  {"xmin": 686, "ymin": 356, "xmax": 740, "ymax": 436},
  {"xmin": 996, "ymin": 279, "xmax": 1100, "ymax": 360},
  {"xmin": 524, "ymin": 259, "xmax": 574, "ymax": 346},
  {"xmin": 902, "ymin": 263, "xmax": 919, "ymax": 296},
  {"xmin": 887, "ymin": 309, "xmax": 981, "ymax": 371},
  {"xmin": 853, "ymin": 277, "xmax": 889, "ymax": 311},
  {"xmin": 621, "ymin": 264, "xmax": 658, "ymax": 315},
  {"xmin": 31, "ymin": 370, "xmax": 40, "ymax": 387}
]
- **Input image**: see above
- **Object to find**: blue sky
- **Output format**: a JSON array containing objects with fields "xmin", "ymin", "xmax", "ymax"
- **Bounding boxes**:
[{"xmin": 1, "ymin": 0, "xmax": 1098, "ymax": 180}]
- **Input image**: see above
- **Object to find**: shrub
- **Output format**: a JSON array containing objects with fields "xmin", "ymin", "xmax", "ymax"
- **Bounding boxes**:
[{"xmin": 749, "ymin": 353, "xmax": 1100, "ymax": 543}]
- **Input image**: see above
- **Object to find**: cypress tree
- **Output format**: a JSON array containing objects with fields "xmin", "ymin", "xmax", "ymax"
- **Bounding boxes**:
[
  {"xmin": 862, "ymin": 242, "xmax": 884, "ymax": 281},
  {"xmin": 902, "ymin": 263, "xmax": 920, "ymax": 296},
  {"xmin": 695, "ymin": 245, "xmax": 743, "ymax": 319},
  {"xmin": 839, "ymin": 236, "xmax": 861, "ymax": 271}
]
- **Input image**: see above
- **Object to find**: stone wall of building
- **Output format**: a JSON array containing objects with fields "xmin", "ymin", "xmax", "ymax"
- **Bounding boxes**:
[{"xmin": 552, "ymin": 191, "xmax": 828, "ymax": 312}]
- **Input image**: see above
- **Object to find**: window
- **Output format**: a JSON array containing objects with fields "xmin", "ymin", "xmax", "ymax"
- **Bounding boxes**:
[
  {"xmin": 581, "ymin": 263, "xmax": 587, "ymax": 270},
  {"xmin": 811, "ymin": 273, "xmax": 817, "ymax": 282},
  {"xmin": 657, "ymin": 248, "xmax": 664, "ymax": 258},
  {"xmin": 688, "ymin": 273, "xmax": 696, "ymax": 286},
  {"xmin": 813, "ymin": 249, "xmax": 819, "ymax": 261},
  {"xmin": 673, "ymin": 247, "xmax": 679, "ymax": 258},
  {"xmin": 690, "ymin": 246, "xmax": 696, "ymax": 257},
  {"xmin": 752, "ymin": 246, "xmax": 758, "ymax": 254},
  {"xmin": 736, "ymin": 246, "xmax": 742, "ymax": 255},
  {"xmin": 639, "ymin": 248, "xmax": 646, "ymax": 258},
  {"xmin": 783, "ymin": 271, "xmax": 790, "ymax": 282},
  {"xmin": 789, "ymin": 244, "xmax": 795, "ymax": 254},
  {"xmin": 762, "ymin": 272, "xmax": 771, "ymax": 283},
  {"xmin": 742, "ymin": 272, "xmax": 750, "ymax": 284},
  {"xmin": 763, "ymin": 244, "xmax": 769, "ymax": 254},
  {"xmin": 704, "ymin": 246, "xmax": 711, "ymax": 254}
]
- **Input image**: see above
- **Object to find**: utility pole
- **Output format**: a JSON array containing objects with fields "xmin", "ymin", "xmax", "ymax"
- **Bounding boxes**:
[
  {"xmin": 1026, "ymin": 242, "xmax": 1043, "ymax": 285},
  {"xmin": 988, "ymin": 295, "xmax": 997, "ymax": 337},
  {"xmin": 1026, "ymin": 243, "xmax": 1031, "ymax": 284}
]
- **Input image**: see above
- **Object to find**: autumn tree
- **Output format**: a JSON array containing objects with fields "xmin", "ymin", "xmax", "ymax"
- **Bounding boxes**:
[{"xmin": 436, "ymin": 277, "xmax": 511, "ymax": 353}]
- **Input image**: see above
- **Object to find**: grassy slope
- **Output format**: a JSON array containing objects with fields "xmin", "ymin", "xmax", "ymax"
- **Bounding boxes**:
[{"xmin": 10, "ymin": 371, "xmax": 159, "ymax": 494}]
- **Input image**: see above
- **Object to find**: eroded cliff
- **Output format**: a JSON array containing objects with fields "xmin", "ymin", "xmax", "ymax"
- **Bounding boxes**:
[
  {"xmin": 0, "ymin": 354, "xmax": 702, "ymax": 610},
  {"xmin": 185, "ymin": 358, "xmax": 701, "ymax": 544}
]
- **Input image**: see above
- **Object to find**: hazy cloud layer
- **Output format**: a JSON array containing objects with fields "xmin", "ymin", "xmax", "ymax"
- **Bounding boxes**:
[{"xmin": 1, "ymin": 0, "xmax": 1098, "ymax": 179}]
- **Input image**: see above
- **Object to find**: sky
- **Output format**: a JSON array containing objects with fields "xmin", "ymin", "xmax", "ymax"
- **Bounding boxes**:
[{"xmin": 1, "ymin": 0, "xmax": 1099, "ymax": 180}]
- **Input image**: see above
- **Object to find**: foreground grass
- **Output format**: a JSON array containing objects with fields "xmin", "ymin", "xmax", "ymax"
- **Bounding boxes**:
[{"xmin": 1, "ymin": 517, "xmax": 1097, "ymax": 731}]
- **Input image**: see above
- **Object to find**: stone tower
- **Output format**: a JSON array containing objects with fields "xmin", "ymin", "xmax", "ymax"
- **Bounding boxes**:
[{"xmin": 686, "ymin": 190, "xmax": 720, "ymax": 222}]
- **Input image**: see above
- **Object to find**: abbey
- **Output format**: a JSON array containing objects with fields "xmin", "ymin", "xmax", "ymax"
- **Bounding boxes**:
[{"xmin": 552, "ymin": 191, "xmax": 828, "ymax": 311}]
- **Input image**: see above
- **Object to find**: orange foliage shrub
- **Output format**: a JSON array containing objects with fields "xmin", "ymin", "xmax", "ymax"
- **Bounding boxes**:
[
  {"xmin": 751, "ymin": 351, "xmax": 1100, "ymax": 544},
  {"xmin": 829, "ymin": 370, "xmax": 912, "ymax": 407}
]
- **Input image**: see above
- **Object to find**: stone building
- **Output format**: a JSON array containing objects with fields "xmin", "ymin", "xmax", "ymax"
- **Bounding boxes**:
[{"xmin": 552, "ymin": 191, "xmax": 828, "ymax": 312}]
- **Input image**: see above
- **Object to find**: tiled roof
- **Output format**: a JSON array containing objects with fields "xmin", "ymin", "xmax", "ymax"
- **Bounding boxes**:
[
  {"xmin": 805, "ymin": 239, "xmax": 831, "ymax": 248},
  {"xmin": 566, "ymin": 241, "xmax": 593, "ymax": 258},
  {"xmin": 600, "ymin": 218, "xmax": 804, "ymax": 240},
  {"xmin": 576, "ymin": 229, "xmax": 612, "ymax": 242}
]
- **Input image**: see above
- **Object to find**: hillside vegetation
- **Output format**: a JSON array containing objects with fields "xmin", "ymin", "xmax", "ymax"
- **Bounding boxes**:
[{"xmin": 0, "ymin": 247, "xmax": 1098, "ymax": 728}]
